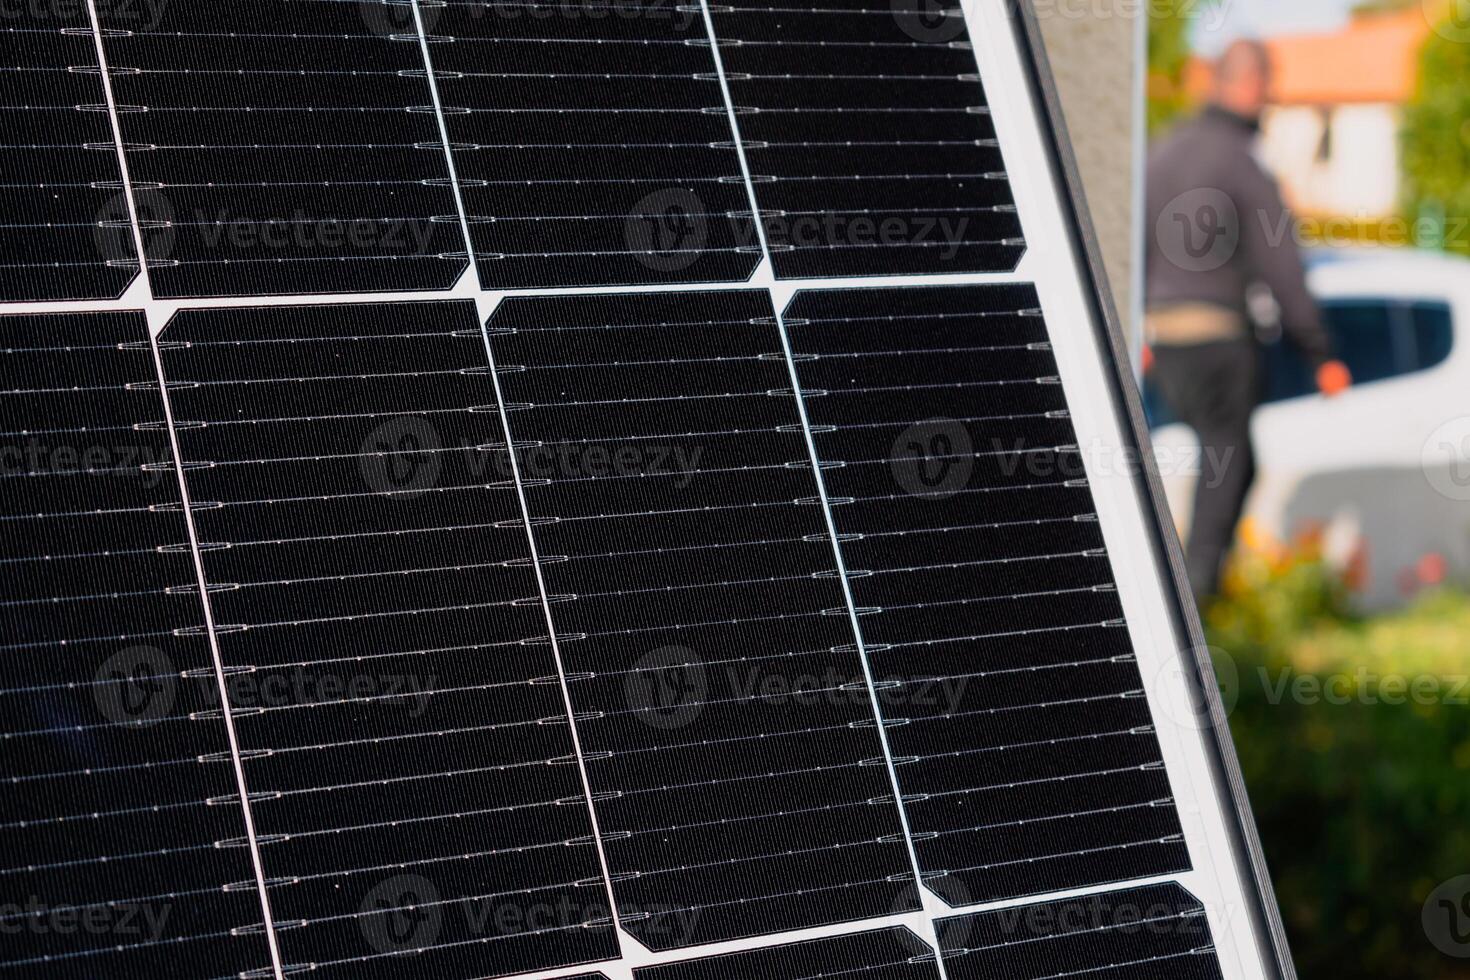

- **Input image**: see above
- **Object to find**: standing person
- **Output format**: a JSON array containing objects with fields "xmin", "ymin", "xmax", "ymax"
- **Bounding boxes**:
[{"xmin": 1145, "ymin": 39, "xmax": 1352, "ymax": 601}]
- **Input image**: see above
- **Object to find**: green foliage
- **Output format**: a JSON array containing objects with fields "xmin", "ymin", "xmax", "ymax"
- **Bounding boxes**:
[
  {"xmin": 1207, "ymin": 547, "xmax": 1470, "ymax": 978},
  {"xmin": 1402, "ymin": 16, "xmax": 1470, "ymax": 256},
  {"xmin": 1146, "ymin": 0, "xmax": 1212, "ymax": 136},
  {"xmin": 1353, "ymin": 0, "xmax": 1421, "ymax": 14}
]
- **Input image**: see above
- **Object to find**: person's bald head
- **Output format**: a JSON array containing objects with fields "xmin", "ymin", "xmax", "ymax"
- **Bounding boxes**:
[{"xmin": 1213, "ymin": 39, "xmax": 1273, "ymax": 121}]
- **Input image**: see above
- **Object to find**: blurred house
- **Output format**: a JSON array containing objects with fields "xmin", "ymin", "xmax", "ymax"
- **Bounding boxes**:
[{"xmin": 1186, "ymin": 8, "xmax": 1432, "ymax": 219}]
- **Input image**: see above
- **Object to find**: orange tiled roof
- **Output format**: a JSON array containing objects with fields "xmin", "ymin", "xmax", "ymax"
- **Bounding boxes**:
[{"xmin": 1186, "ymin": 8, "xmax": 1433, "ymax": 107}]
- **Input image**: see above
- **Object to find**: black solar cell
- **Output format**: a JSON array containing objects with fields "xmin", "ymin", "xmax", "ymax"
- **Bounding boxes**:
[
  {"xmin": 785, "ymin": 284, "xmax": 1191, "ymax": 904},
  {"xmin": 0, "ymin": 8, "xmax": 138, "ymax": 301},
  {"xmin": 426, "ymin": 0, "xmax": 760, "ymax": 288},
  {"xmin": 938, "ymin": 883, "xmax": 1227, "ymax": 980},
  {"xmin": 0, "ymin": 0, "xmax": 1273, "ymax": 972},
  {"xmin": 708, "ymin": 0, "xmax": 1025, "ymax": 278},
  {"xmin": 635, "ymin": 927, "xmax": 942, "ymax": 980},
  {"xmin": 95, "ymin": 0, "xmax": 468, "ymax": 298},
  {"xmin": 0, "ymin": 311, "xmax": 271, "ymax": 978},
  {"xmin": 488, "ymin": 290, "xmax": 919, "ymax": 949},
  {"xmin": 156, "ymin": 300, "xmax": 618, "ymax": 979}
]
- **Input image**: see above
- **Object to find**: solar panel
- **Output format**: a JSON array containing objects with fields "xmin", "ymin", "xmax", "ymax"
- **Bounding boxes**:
[
  {"xmin": 937, "ymin": 883, "xmax": 1225, "ymax": 980},
  {"xmin": 706, "ymin": 0, "xmax": 1025, "ymax": 278},
  {"xmin": 784, "ymin": 283, "xmax": 1190, "ymax": 903},
  {"xmin": 94, "ymin": 0, "xmax": 468, "ymax": 298},
  {"xmin": 634, "ymin": 926, "xmax": 942, "ymax": 979},
  {"xmin": 0, "ymin": 311, "xmax": 271, "ymax": 977},
  {"xmin": 0, "ymin": 2, "xmax": 1294, "ymax": 980},
  {"xmin": 426, "ymin": 0, "xmax": 761, "ymax": 288},
  {"xmin": 488, "ymin": 290, "xmax": 918, "ymax": 948},
  {"xmin": 154, "ymin": 301, "xmax": 618, "ymax": 977},
  {"xmin": 1, "ymin": 7, "xmax": 138, "ymax": 301}
]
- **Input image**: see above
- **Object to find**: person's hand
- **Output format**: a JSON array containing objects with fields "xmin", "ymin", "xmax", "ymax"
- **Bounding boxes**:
[{"xmin": 1316, "ymin": 359, "xmax": 1351, "ymax": 397}]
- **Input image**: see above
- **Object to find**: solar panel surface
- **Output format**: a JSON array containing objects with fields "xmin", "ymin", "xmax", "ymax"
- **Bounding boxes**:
[
  {"xmin": 634, "ymin": 927, "xmax": 943, "ymax": 980},
  {"xmin": 707, "ymin": 0, "xmax": 1026, "ymax": 278},
  {"xmin": 0, "ymin": 311, "xmax": 272, "ymax": 978},
  {"xmin": 96, "ymin": 0, "xmax": 468, "ymax": 298},
  {"xmin": 427, "ymin": 0, "xmax": 761, "ymax": 288},
  {"xmin": 1, "ymin": 8, "xmax": 138, "ymax": 301},
  {"xmin": 489, "ymin": 291, "xmax": 919, "ymax": 948},
  {"xmin": 785, "ymin": 284, "xmax": 1191, "ymax": 903},
  {"xmin": 0, "ymin": 2, "xmax": 1281, "ymax": 979},
  {"xmin": 937, "ymin": 883, "xmax": 1226, "ymax": 980},
  {"xmin": 155, "ymin": 300, "xmax": 619, "ymax": 978}
]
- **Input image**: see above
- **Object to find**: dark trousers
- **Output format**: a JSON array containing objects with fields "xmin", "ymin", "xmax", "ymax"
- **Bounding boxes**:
[{"xmin": 1151, "ymin": 339, "xmax": 1261, "ymax": 599}]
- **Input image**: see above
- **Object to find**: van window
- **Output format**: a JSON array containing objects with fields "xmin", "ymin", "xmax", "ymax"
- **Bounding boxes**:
[
  {"xmin": 1412, "ymin": 301, "xmax": 1455, "ymax": 370},
  {"xmin": 1145, "ymin": 298, "xmax": 1456, "ymax": 427}
]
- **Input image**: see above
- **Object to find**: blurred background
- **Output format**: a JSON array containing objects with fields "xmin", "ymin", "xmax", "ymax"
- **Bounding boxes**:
[{"xmin": 1130, "ymin": 1, "xmax": 1470, "ymax": 976}]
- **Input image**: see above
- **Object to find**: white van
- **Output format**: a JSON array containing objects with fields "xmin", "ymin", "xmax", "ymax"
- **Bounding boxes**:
[{"xmin": 1147, "ymin": 249, "xmax": 1470, "ymax": 609}]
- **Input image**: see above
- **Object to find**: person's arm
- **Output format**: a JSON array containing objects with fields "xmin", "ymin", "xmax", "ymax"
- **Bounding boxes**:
[{"xmin": 1234, "ymin": 160, "xmax": 1350, "ymax": 394}]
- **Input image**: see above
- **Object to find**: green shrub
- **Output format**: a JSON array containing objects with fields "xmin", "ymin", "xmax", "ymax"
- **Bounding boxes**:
[
  {"xmin": 1402, "ymin": 14, "xmax": 1470, "ymax": 256},
  {"xmin": 1208, "ymin": 548, "xmax": 1470, "ymax": 978}
]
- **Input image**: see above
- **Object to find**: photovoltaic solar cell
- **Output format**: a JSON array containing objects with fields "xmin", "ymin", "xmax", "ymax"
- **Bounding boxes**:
[
  {"xmin": 0, "ymin": 8, "xmax": 138, "ymax": 301},
  {"xmin": 427, "ymin": 0, "xmax": 760, "ymax": 288},
  {"xmin": 937, "ymin": 883, "xmax": 1226, "ymax": 980},
  {"xmin": 707, "ymin": 0, "xmax": 1025, "ymax": 279},
  {"xmin": 0, "ymin": 1, "xmax": 1278, "ymax": 976},
  {"xmin": 96, "ymin": 0, "xmax": 468, "ymax": 299},
  {"xmin": 785, "ymin": 285, "xmax": 1191, "ymax": 904},
  {"xmin": 0, "ymin": 311, "xmax": 271, "ymax": 978},
  {"xmin": 634, "ymin": 927, "xmax": 942, "ymax": 980},
  {"xmin": 488, "ymin": 290, "xmax": 920, "ymax": 949},
  {"xmin": 156, "ymin": 301, "xmax": 618, "ymax": 979}
]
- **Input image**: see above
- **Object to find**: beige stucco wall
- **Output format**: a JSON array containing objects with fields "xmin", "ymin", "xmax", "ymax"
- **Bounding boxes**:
[{"xmin": 1037, "ymin": 7, "xmax": 1140, "ymax": 322}]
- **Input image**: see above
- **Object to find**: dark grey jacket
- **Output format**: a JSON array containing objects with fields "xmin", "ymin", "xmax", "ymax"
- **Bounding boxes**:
[{"xmin": 1145, "ymin": 106, "xmax": 1332, "ymax": 365}]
